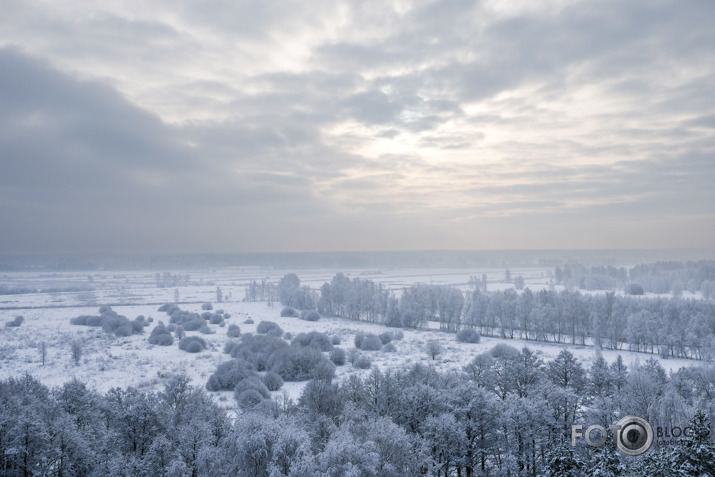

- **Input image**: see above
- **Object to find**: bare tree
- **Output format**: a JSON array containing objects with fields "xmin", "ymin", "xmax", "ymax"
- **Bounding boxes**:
[
  {"xmin": 39, "ymin": 341, "xmax": 47, "ymax": 365},
  {"xmin": 426, "ymin": 340, "xmax": 443, "ymax": 360},
  {"xmin": 70, "ymin": 339, "xmax": 82, "ymax": 366}
]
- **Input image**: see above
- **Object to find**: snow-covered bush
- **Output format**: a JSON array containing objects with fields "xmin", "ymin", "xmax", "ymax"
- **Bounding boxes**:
[
  {"xmin": 379, "ymin": 332, "xmax": 392, "ymax": 344},
  {"xmin": 256, "ymin": 321, "xmax": 283, "ymax": 337},
  {"xmin": 356, "ymin": 333, "xmax": 382, "ymax": 351},
  {"xmin": 300, "ymin": 310, "xmax": 320, "ymax": 322},
  {"xmin": 181, "ymin": 317, "xmax": 205, "ymax": 331},
  {"xmin": 209, "ymin": 314, "xmax": 224, "ymax": 325},
  {"xmin": 201, "ymin": 302, "xmax": 213, "ymax": 310},
  {"xmin": 627, "ymin": 283, "xmax": 645, "ymax": 295},
  {"xmin": 281, "ymin": 306, "xmax": 300, "ymax": 317},
  {"xmin": 331, "ymin": 335, "xmax": 341, "ymax": 345},
  {"xmin": 206, "ymin": 359, "xmax": 256, "ymax": 391},
  {"xmin": 268, "ymin": 347, "xmax": 335, "ymax": 381},
  {"xmin": 148, "ymin": 323, "xmax": 174, "ymax": 346},
  {"xmin": 5, "ymin": 315, "xmax": 24, "ymax": 328},
  {"xmin": 70, "ymin": 306, "xmax": 144, "ymax": 337},
  {"xmin": 234, "ymin": 376, "xmax": 271, "ymax": 400},
  {"xmin": 199, "ymin": 322, "xmax": 214, "ymax": 334},
  {"xmin": 178, "ymin": 336, "xmax": 207, "ymax": 353},
  {"xmin": 329, "ymin": 348, "xmax": 346, "ymax": 366},
  {"xmin": 354, "ymin": 355, "xmax": 372, "ymax": 369},
  {"xmin": 456, "ymin": 328, "xmax": 481, "ymax": 343},
  {"xmin": 227, "ymin": 324, "xmax": 241, "ymax": 337},
  {"xmin": 263, "ymin": 371, "xmax": 284, "ymax": 391},
  {"xmin": 244, "ymin": 318, "xmax": 254, "ymax": 324},
  {"xmin": 292, "ymin": 331, "xmax": 333, "ymax": 351}
]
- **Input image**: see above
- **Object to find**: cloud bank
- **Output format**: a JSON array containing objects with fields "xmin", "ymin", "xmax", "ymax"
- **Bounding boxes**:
[{"xmin": 1, "ymin": 0, "xmax": 714, "ymax": 253}]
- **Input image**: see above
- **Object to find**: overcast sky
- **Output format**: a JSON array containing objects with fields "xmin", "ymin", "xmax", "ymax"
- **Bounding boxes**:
[{"xmin": 1, "ymin": 0, "xmax": 714, "ymax": 254}]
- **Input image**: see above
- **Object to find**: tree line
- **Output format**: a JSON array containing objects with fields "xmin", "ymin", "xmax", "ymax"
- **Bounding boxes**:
[{"xmin": 247, "ymin": 273, "xmax": 715, "ymax": 360}]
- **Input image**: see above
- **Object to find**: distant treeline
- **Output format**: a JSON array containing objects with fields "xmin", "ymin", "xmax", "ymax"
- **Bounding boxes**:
[
  {"xmin": 247, "ymin": 272, "xmax": 715, "ymax": 360},
  {"xmin": 555, "ymin": 260, "xmax": 715, "ymax": 296},
  {"xmin": 0, "ymin": 284, "xmax": 95, "ymax": 295}
]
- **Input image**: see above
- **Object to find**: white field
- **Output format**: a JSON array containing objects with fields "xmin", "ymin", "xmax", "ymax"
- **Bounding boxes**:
[{"xmin": 0, "ymin": 267, "xmax": 707, "ymax": 413}]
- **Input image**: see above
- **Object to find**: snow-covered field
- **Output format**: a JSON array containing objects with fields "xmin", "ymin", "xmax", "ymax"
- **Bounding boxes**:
[{"xmin": 0, "ymin": 267, "xmax": 707, "ymax": 412}]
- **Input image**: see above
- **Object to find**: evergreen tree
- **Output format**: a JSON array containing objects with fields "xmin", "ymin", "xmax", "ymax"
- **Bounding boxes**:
[
  {"xmin": 673, "ymin": 410, "xmax": 715, "ymax": 476},
  {"xmin": 587, "ymin": 432, "xmax": 623, "ymax": 477},
  {"xmin": 541, "ymin": 441, "xmax": 583, "ymax": 477}
]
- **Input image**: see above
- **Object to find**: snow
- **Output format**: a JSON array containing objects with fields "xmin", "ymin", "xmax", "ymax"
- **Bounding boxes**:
[{"xmin": 0, "ymin": 267, "xmax": 709, "ymax": 411}]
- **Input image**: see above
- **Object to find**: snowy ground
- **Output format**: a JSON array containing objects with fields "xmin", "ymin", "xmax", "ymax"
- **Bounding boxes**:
[{"xmin": 0, "ymin": 267, "xmax": 708, "ymax": 413}]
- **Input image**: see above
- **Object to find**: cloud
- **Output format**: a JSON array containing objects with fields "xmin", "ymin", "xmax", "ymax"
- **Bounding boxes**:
[{"xmin": 0, "ymin": 0, "xmax": 714, "ymax": 253}]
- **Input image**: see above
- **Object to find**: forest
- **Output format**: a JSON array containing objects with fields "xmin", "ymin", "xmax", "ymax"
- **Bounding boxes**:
[{"xmin": 1, "ymin": 345, "xmax": 714, "ymax": 476}]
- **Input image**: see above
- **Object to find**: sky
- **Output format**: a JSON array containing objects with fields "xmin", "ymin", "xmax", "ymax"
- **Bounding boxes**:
[{"xmin": 1, "ymin": 0, "xmax": 714, "ymax": 254}]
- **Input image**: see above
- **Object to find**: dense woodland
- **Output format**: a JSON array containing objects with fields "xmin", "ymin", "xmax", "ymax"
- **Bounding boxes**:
[
  {"xmin": 246, "ymin": 270, "xmax": 715, "ymax": 361},
  {"xmin": 2, "ymin": 346, "xmax": 715, "ymax": 476}
]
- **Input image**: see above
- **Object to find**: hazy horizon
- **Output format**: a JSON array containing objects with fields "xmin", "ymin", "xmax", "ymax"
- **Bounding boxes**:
[{"xmin": 2, "ymin": 0, "xmax": 714, "ymax": 254}]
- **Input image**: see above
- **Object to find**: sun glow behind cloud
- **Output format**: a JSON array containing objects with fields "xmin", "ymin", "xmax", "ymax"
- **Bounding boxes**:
[{"xmin": 0, "ymin": 0, "xmax": 714, "ymax": 253}]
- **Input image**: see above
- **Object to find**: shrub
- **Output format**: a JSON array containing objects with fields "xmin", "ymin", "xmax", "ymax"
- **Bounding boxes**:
[
  {"xmin": 206, "ymin": 359, "xmax": 256, "ymax": 391},
  {"xmin": 209, "ymin": 314, "xmax": 224, "ymax": 325},
  {"xmin": 5, "ymin": 316, "xmax": 24, "ymax": 328},
  {"xmin": 182, "ymin": 318, "xmax": 205, "ymax": 331},
  {"xmin": 148, "ymin": 323, "xmax": 174, "ymax": 346},
  {"xmin": 226, "ymin": 334, "xmax": 290, "ymax": 372},
  {"xmin": 234, "ymin": 376, "xmax": 271, "ymax": 400},
  {"xmin": 227, "ymin": 324, "xmax": 241, "ymax": 338},
  {"xmin": 392, "ymin": 330, "xmax": 404, "ymax": 341},
  {"xmin": 347, "ymin": 348, "xmax": 360, "ymax": 366},
  {"xmin": 244, "ymin": 318, "xmax": 254, "ymax": 324},
  {"xmin": 331, "ymin": 335, "xmax": 341, "ymax": 345},
  {"xmin": 354, "ymin": 332, "xmax": 365, "ymax": 348},
  {"xmin": 284, "ymin": 332, "xmax": 292, "ymax": 340},
  {"xmin": 312, "ymin": 359, "xmax": 337, "ymax": 381},
  {"xmin": 358, "ymin": 334, "xmax": 383, "ymax": 351},
  {"xmin": 627, "ymin": 283, "xmax": 645, "ymax": 296},
  {"xmin": 256, "ymin": 321, "xmax": 283, "ymax": 337},
  {"xmin": 178, "ymin": 336, "xmax": 207, "ymax": 353},
  {"xmin": 456, "ymin": 328, "xmax": 481, "ymax": 343},
  {"xmin": 329, "ymin": 348, "xmax": 346, "ymax": 366},
  {"xmin": 300, "ymin": 310, "xmax": 320, "ymax": 322},
  {"xmin": 379, "ymin": 332, "xmax": 392, "ymax": 345},
  {"xmin": 153, "ymin": 334, "xmax": 174, "ymax": 346},
  {"xmin": 292, "ymin": 331, "xmax": 333, "ymax": 351},
  {"xmin": 263, "ymin": 372, "xmax": 284, "ymax": 391},
  {"xmin": 199, "ymin": 323, "xmax": 215, "ymax": 335},
  {"xmin": 280, "ymin": 306, "xmax": 299, "ymax": 317},
  {"xmin": 167, "ymin": 323, "xmax": 176, "ymax": 332},
  {"xmin": 201, "ymin": 302, "xmax": 213, "ymax": 310},
  {"xmin": 425, "ymin": 340, "xmax": 443, "ymax": 360},
  {"xmin": 236, "ymin": 389, "xmax": 263, "ymax": 410},
  {"xmin": 354, "ymin": 355, "xmax": 372, "ymax": 369},
  {"xmin": 70, "ymin": 315, "xmax": 102, "ymax": 326},
  {"xmin": 268, "ymin": 347, "xmax": 335, "ymax": 381},
  {"xmin": 71, "ymin": 306, "xmax": 145, "ymax": 338},
  {"xmin": 383, "ymin": 343, "xmax": 396, "ymax": 352},
  {"xmin": 175, "ymin": 325, "xmax": 185, "ymax": 340}
]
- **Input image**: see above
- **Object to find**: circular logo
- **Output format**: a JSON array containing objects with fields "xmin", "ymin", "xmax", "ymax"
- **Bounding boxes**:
[{"xmin": 615, "ymin": 415, "xmax": 653, "ymax": 456}]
